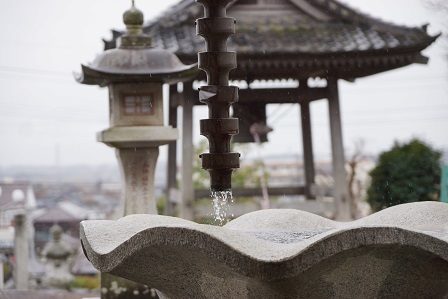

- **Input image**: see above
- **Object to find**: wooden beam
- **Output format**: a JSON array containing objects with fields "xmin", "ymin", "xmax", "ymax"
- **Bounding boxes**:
[
  {"xmin": 192, "ymin": 87, "xmax": 328, "ymax": 105},
  {"xmin": 180, "ymin": 82, "xmax": 195, "ymax": 220},
  {"xmin": 195, "ymin": 186, "xmax": 306, "ymax": 199},
  {"xmin": 238, "ymin": 87, "xmax": 328, "ymax": 103},
  {"xmin": 165, "ymin": 84, "xmax": 178, "ymax": 217},
  {"xmin": 300, "ymin": 99, "xmax": 316, "ymax": 199}
]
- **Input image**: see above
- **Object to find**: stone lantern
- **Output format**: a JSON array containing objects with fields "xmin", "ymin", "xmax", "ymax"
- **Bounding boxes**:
[
  {"xmin": 40, "ymin": 224, "xmax": 74, "ymax": 290},
  {"xmin": 76, "ymin": 2, "xmax": 197, "ymax": 216}
]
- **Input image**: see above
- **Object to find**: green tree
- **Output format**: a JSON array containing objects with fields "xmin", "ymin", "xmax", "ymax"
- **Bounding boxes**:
[
  {"xmin": 193, "ymin": 139, "xmax": 210, "ymax": 189},
  {"xmin": 367, "ymin": 139, "xmax": 442, "ymax": 212},
  {"xmin": 193, "ymin": 139, "xmax": 264, "ymax": 190}
]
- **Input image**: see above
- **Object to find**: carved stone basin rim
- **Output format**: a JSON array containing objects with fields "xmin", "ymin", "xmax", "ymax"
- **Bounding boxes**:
[
  {"xmin": 81, "ymin": 201, "xmax": 448, "ymax": 281},
  {"xmin": 81, "ymin": 202, "xmax": 448, "ymax": 298}
]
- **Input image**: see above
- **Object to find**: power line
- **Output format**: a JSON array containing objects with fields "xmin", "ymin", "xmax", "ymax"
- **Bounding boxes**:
[
  {"xmin": 0, "ymin": 102, "xmax": 106, "ymax": 113},
  {"xmin": 0, "ymin": 65, "xmax": 70, "ymax": 77},
  {"xmin": 2, "ymin": 39, "xmax": 77, "ymax": 50},
  {"xmin": 269, "ymin": 104, "xmax": 296, "ymax": 125},
  {"xmin": 0, "ymin": 114, "xmax": 107, "ymax": 124},
  {"xmin": 0, "ymin": 101, "xmax": 445, "ymax": 126},
  {"xmin": 348, "ymin": 74, "xmax": 448, "ymax": 83},
  {"xmin": 266, "ymin": 104, "xmax": 448, "ymax": 123},
  {"xmin": 342, "ymin": 104, "xmax": 448, "ymax": 114},
  {"xmin": 277, "ymin": 115, "xmax": 448, "ymax": 128},
  {"xmin": 0, "ymin": 63, "xmax": 446, "ymax": 84}
]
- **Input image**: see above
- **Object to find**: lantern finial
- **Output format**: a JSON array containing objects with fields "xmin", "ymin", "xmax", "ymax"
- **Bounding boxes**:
[
  {"xmin": 120, "ymin": 0, "xmax": 151, "ymax": 48},
  {"xmin": 123, "ymin": 0, "xmax": 144, "ymax": 29}
]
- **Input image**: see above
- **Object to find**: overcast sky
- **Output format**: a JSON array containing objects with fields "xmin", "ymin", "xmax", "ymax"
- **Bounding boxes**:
[{"xmin": 0, "ymin": 0, "xmax": 446, "ymax": 168}]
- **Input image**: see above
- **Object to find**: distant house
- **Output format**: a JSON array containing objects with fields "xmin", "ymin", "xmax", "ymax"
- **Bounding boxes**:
[
  {"xmin": 0, "ymin": 228, "xmax": 14, "ymax": 255},
  {"xmin": 71, "ymin": 246, "xmax": 98, "ymax": 276},
  {"xmin": 33, "ymin": 198, "xmax": 106, "ymax": 250},
  {"xmin": 33, "ymin": 205, "xmax": 83, "ymax": 250}
]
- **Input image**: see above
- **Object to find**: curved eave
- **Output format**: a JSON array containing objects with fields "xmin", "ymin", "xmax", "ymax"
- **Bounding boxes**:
[
  {"xmin": 228, "ymin": 34, "xmax": 438, "ymax": 81},
  {"xmin": 75, "ymin": 63, "xmax": 198, "ymax": 87}
]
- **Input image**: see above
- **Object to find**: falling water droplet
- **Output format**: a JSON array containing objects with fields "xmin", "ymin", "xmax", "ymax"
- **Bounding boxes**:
[{"xmin": 210, "ymin": 190, "xmax": 233, "ymax": 226}]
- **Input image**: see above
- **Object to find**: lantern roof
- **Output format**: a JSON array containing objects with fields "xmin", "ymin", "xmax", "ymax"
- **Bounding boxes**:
[
  {"xmin": 104, "ymin": 0, "xmax": 439, "ymax": 81},
  {"xmin": 75, "ymin": 1, "xmax": 197, "ymax": 86}
]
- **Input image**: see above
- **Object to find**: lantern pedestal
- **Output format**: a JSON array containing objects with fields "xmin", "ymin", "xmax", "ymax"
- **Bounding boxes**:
[
  {"xmin": 97, "ymin": 126, "xmax": 178, "ymax": 148},
  {"xmin": 97, "ymin": 126, "xmax": 178, "ymax": 216}
]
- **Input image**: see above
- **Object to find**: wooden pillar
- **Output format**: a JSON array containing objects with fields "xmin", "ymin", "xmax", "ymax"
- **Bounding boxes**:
[
  {"xmin": 300, "ymin": 100, "xmax": 315, "ymax": 199},
  {"xmin": 327, "ymin": 77, "xmax": 351, "ymax": 220},
  {"xmin": 180, "ymin": 82, "xmax": 195, "ymax": 220},
  {"xmin": 165, "ymin": 84, "xmax": 179, "ymax": 216}
]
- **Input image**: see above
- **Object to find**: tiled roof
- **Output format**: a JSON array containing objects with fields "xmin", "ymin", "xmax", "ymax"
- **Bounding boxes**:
[
  {"xmin": 71, "ymin": 246, "xmax": 98, "ymax": 275},
  {"xmin": 150, "ymin": 15, "xmax": 432, "ymax": 56},
  {"xmin": 34, "ymin": 206, "xmax": 82, "ymax": 223},
  {"xmin": 105, "ymin": 0, "xmax": 438, "ymax": 79}
]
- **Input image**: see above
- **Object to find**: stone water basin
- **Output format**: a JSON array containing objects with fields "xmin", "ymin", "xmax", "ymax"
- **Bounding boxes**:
[{"xmin": 80, "ymin": 202, "xmax": 448, "ymax": 298}]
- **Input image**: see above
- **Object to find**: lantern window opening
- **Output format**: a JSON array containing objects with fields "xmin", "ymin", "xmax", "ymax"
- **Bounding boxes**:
[{"xmin": 120, "ymin": 92, "xmax": 154, "ymax": 116}]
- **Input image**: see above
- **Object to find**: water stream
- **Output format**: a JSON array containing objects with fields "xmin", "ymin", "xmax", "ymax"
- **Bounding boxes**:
[{"xmin": 210, "ymin": 190, "xmax": 234, "ymax": 226}]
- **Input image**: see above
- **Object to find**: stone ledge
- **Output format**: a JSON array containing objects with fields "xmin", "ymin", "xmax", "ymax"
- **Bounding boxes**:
[
  {"xmin": 80, "ymin": 202, "xmax": 448, "ymax": 298},
  {"xmin": 97, "ymin": 126, "xmax": 178, "ymax": 148}
]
